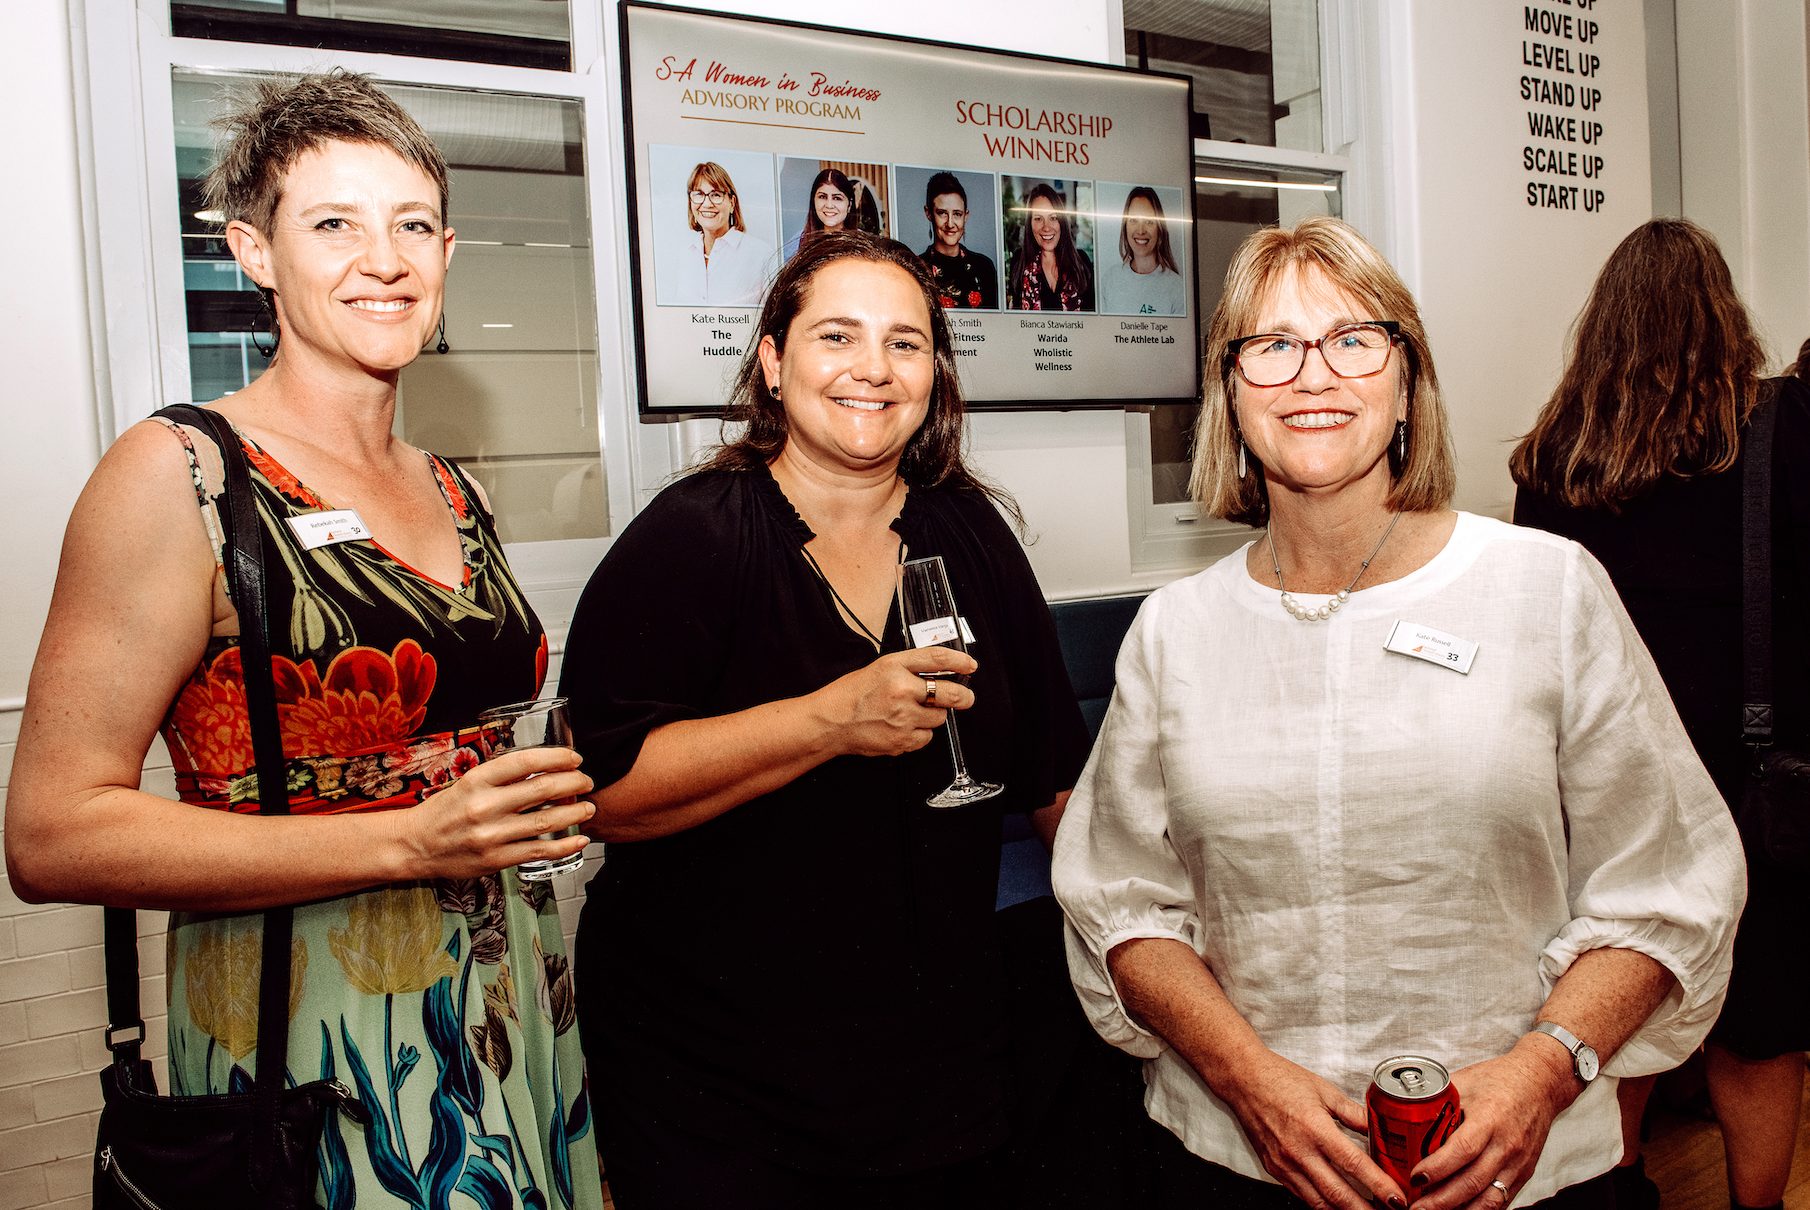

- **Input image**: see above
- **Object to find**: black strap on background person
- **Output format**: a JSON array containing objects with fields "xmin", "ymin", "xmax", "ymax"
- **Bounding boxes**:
[
  {"xmin": 102, "ymin": 403, "xmax": 298, "ymax": 1178},
  {"xmin": 1741, "ymin": 381, "xmax": 1780, "ymax": 749}
]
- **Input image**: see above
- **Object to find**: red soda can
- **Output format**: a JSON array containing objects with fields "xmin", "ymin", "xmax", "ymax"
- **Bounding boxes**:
[{"xmin": 1367, "ymin": 1055, "xmax": 1463, "ymax": 1193}]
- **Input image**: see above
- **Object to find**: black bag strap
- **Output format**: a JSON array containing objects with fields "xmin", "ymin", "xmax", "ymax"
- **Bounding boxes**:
[
  {"xmin": 103, "ymin": 406, "xmax": 296, "ymax": 1120},
  {"xmin": 1742, "ymin": 383, "xmax": 1780, "ymax": 746}
]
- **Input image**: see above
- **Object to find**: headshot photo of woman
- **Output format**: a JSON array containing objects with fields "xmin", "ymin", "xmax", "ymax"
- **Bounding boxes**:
[
  {"xmin": 897, "ymin": 166, "xmax": 1000, "ymax": 310},
  {"xmin": 1005, "ymin": 178, "xmax": 1095, "ymax": 312},
  {"xmin": 649, "ymin": 145, "xmax": 778, "ymax": 308},
  {"xmin": 1098, "ymin": 184, "xmax": 1187, "ymax": 317},
  {"xmin": 780, "ymin": 159, "xmax": 889, "ymax": 259}
]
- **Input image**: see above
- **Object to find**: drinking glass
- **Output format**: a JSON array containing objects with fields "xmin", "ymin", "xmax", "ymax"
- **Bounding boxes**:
[
  {"xmin": 896, "ymin": 556, "xmax": 1004, "ymax": 808},
  {"xmin": 476, "ymin": 696, "xmax": 588, "ymax": 881}
]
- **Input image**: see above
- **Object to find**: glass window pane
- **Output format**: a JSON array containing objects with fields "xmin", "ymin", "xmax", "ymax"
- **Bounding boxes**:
[
  {"xmin": 171, "ymin": 70, "xmax": 607, "ymax": 543},
  {"xmin": 1124, "ymin": 0, "xmax": 1322, "ymax": 152},
  {"xmin": 170, "ymin": 0, "xmax": 570, "ymax": 71},
  {"xmin": 1147, "ymin": 162, "xmax": 1343, "ymax": 507}
]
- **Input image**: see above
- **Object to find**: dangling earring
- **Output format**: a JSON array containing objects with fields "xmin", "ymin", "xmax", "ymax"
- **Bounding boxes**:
[
  {"xmin": 1391, "ymin": 418, "xmax": 1408, "ymax": 474},
  {"xmin": 435, "ymin": 315, "xmax": 450, "ymax": 355},
  {"xmin": 253, "ymin": 286, "xmax": 278, "ymax": 359},
  {"xmin": 1236, "ymin": 440, "xmax": 1248, "ymax": 479}
]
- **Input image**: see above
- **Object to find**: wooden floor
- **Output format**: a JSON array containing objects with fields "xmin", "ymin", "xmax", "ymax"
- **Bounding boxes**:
[{"xmin": 1646, "ymin": 1071, "xmax": 1810, "ymax": 1210}]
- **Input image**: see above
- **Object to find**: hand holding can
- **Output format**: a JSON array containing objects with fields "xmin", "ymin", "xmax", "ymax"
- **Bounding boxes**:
[
  {"xmin": 1367, "ymin": 1055, "xmax": 1464, "ymax": 1195},
  {"xmin": 476, "ymin": 696, "xmax": 590, "ymax": 882}
]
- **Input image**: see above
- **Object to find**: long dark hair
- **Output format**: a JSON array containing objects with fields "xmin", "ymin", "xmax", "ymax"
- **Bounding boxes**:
[
  {"xmin": 802, "ymin": 168, "xmax": 855, "ymax": 237},
  {"xmin": 1510, "ymin": 219, "xmax": 1765, "ymax": 509},
  {"xmin": 697, "ymin": 231, "xmax": 1021, "ymax": 525},
  {"xmin": 1008, "ymin": 183, "xmax": 1091, "ymax": 305}
]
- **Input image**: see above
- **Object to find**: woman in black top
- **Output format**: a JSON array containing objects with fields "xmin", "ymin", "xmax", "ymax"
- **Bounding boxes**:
[
  {"xmin": 1511, "ymin": 219, "xmax": 1808, "ymax": 1210},
  {"xmin": 560, "ymin": 231, "xmax": 1089, "ymax": 1208}
]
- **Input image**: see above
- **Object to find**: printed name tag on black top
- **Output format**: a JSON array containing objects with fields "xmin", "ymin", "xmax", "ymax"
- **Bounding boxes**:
[{"xmin": 285, "ymin": 509, "xmax": 372, "ymax": 551}]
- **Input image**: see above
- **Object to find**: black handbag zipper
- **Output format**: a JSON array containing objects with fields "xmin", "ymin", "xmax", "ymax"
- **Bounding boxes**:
[{"xmin": 98, "ymin": 1146, "xmax": 164, "ymax": 1210}]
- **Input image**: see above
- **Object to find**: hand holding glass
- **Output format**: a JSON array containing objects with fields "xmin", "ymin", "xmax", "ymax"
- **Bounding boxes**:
[
  {"xmin": 897, "ymin": 556, "xmax": 1003, "ymax": 808},
  {"xmin": 476, "ymin": 697, "xmax": 589, "ymax": 881}
]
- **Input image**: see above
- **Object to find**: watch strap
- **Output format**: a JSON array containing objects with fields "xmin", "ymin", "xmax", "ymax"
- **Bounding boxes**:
[{"xmin": 1530, "ymin": 1020, "xmax": 1597, "ymax": 1081}]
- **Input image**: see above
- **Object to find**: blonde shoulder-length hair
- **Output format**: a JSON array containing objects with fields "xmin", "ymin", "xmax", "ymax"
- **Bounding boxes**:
[{"xmin": 1189, "ymin": 216, "xmax": 1456, "ymax": 526}]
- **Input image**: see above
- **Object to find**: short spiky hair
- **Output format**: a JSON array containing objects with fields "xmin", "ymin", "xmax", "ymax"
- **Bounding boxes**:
[{"xmin": 203, "ymin": 69, "xmax": 449, "ymax": 237}]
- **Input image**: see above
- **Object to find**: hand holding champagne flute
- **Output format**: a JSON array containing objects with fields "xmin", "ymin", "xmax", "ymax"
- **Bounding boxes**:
[{"xmin": 897, "ymin": 555, "xmax": 1004, "ymax": 808}]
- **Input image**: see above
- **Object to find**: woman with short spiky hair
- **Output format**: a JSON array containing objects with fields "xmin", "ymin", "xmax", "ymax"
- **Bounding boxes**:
[{"xmin": 5, "ymin": 70, "xmax": 603, "ymax": 1208}]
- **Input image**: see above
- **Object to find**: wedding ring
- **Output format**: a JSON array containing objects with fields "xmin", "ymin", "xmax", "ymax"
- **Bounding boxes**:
[
  {"xmin": 1490, "ymin": 1179, "xmax": 1510, "ymax": 1203},
  {"xmin": 922, "ymin": 677, "xmax": 938, "ymax": 705}
]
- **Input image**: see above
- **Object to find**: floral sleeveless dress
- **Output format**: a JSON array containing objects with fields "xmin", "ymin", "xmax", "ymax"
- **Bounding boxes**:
[{"xmin": 155, "ymin": 417, "xmax": 603, "ymax": 1210}]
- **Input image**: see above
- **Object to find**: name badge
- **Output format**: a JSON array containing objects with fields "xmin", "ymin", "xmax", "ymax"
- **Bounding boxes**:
[
  {"xmin": 907, "ymin": 615, "xmax": 978, "ymax": 648},
  {"xmin": 1384, "ymin": 620, "xmax": 1478, "ymax": 675},
  {"xmin": 285, "ymin": 509, "xmax": 372, "ymax": 551}
]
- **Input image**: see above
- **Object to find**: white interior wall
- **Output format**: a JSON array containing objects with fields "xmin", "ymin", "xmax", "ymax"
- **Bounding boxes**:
[
  {"xmin": 1677, "ymin": 0, "xmax": 1810, "ymax": 367},
  {"xmin": 0, "ymin": 3, "xmax": 100, "ymax": 710}
]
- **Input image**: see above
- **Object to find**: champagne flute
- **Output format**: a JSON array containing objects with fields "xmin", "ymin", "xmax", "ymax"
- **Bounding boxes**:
[
  {"xmin": 897, "ymin": 555, "xmax": 1004, "ymax": 808},
  {"xmin": 476, "ymin": 696, "xmax": 589, "ymax": 881}
]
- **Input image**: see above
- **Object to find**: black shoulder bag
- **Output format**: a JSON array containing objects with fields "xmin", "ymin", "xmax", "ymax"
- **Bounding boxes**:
[
  {"xmin": 93, "ymin": 405, "xmax": 365, "ymax": 1210},
  {"xmin": 1740, "ymin": 385, "xmax": 1810, "ymax": 872}
]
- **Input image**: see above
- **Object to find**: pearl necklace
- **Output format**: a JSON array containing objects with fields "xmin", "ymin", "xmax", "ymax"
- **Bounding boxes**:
[{"xmin": 1266, "ymin": 512, "xmax": 1402, "ymax": 622}]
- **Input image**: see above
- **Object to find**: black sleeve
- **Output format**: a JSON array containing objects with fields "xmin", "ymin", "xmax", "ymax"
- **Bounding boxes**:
[
  {"xmin": 1512, "ymin": 484, "xmax": 1550, "ymax": 530},
  {"xmin": 1770, "ymin": 376, "xmax": 1810, "ymax": 741},
  {"xmin": 557, "ymin": 476, "xmax": 741, "ymax": 788},
  {"xmin": 976, "ymin": 253, "xmax": 1000, "ymax": 309}
]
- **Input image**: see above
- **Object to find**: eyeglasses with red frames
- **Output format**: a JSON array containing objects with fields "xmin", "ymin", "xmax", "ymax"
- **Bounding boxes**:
[{"xmin": 1224, "ymin": 320, "xmax": 1402, "ymax": 388}]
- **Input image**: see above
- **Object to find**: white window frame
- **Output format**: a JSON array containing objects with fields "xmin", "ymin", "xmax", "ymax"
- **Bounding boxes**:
[
  {"xmin": 1123, "ymin": 0, "xmax": 1383, "ymax": 574},
  {"xmin": 72, "ymin": 0, "xmax": 637, "ymax": 631}
]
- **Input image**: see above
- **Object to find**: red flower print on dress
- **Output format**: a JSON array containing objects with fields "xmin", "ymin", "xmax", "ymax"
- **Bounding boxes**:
[
  {"xmin": 167, "ymin": 646, "xmax": 256, "ymax": 774},
  {"xmin": 432, "ymin": 457, "xmax": 473, "ymax": 522},
  {"xmin": 533, "ymin": 633, "xmax": 549, "ymax": 696},
  {"xmin": 243, "ymin": 442, "xmax": 324, "ymax": 508},
  {"xmin": 278, "ymin": 639, "xmax": 438, "ymax": 758},
  {"xmin": 968, "ymin": 291, "xmax": 982, "ymax": 307}
]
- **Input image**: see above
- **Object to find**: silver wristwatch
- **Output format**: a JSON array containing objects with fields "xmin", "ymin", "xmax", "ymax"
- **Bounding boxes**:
[{"xmin": 1530, "ymin": 1021, "xmax": 1600, "ymax": 1083}]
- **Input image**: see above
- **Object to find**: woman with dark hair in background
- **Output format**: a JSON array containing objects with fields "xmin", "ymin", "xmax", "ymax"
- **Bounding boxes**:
[
  {"xmin": 1098, "ymin": 186, "xmax": 1185, "ymax": 317},
  {"xmin": 1513, "ymin": 218, "xmax": 1808, "ymax": 1210},
  {"xmin": 1007, "ymin": 182, "xmax": 1094, "ymax": 311},
  {"xmin": 4, "ymin": 71, "xmax": 601, "ymax": 1208},
  {"xmin": 560, "ymin": 230, "xmax": 1088, "ymax": 1207},
  {"xmin": 784, "ymin": 166, "xmax": 856, "ymax": 259}
]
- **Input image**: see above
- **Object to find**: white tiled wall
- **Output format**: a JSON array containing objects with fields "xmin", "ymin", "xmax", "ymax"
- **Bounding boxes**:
[{"xmin": 0, "ymin": 653, "xmax": 602, "ymax": 1209}]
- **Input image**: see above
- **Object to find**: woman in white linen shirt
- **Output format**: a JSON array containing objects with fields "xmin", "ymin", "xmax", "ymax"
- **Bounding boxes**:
[
  {"xmin": 668, "ymin": 161, "xmax": 775, "ymax": 307},
  {"xmin": 1052, "ymin": 217, "xmax": 1744, "ymax": 1210}
]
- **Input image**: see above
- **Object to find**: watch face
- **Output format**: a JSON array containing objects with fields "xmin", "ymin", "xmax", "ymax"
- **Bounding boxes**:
[{"xmin": 1576, "ymin": 1044, "xmax": 1601, "ymax": 1082}]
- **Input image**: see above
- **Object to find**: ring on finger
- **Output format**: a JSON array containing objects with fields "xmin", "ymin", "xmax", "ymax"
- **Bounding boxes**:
[
  {"xmin": 1489, "ymin": 1179, "xmax": 1510, "ymax": 1204},
  {"xmin": 922, "ymin": 677, "xmax": 938, "ymax": 705}
]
